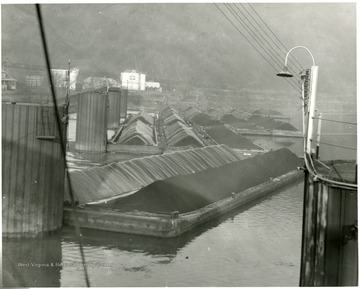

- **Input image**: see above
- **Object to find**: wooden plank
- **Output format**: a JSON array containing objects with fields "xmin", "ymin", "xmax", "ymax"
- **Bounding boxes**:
[
  {"xmin": 2, "ymin": 104, "xmax": 13, "ymax": 232},
  {"xmin": 23, "ymin": 105, "xmax": 36, "ymax": 234},
  {"xmin": 15, "ymin": 105, "xmax": 28, "ymax": 234}
]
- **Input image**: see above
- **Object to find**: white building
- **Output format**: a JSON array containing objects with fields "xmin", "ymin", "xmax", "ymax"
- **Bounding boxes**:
[
  {"xmin": 145, "ymin": 81, "xmax": 162, "ymax": 92},
  {"xmin": 121, "ymin": 70, "xmax": 146, "ymax": 91}
]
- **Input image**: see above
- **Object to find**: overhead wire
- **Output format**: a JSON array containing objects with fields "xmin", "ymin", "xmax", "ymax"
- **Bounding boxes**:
[
  {"xmin": 229, "ymin": 3, "xmax": 301, "ymax": 90},
  {"xmin": 225, "ymin": 3, "xmax": 285, "ymax": 69},
  {"xmin": 313, "ymin": 117, "xmax": 357, "ymax": 126},
  {"xmin": 248, "ymin": 3, "xmax": 305, "ymax": 71},
  {"xmin": 311, "ymin": 139, "xmax": 356, "ymax": 151},
  {"xmin": 35, "ymin": 4, "xmax": 91, "ymax": 287},
  {"xmin": 239, "ymin": 3, "xmax": 303, "ymax": 73},
  {"xmin": 233, "ymin": 4, "xmax": 296, "ymax": 71},
  {"xmin": 214, "ymin": 3, "xmax": 301, "ymax": 94}
]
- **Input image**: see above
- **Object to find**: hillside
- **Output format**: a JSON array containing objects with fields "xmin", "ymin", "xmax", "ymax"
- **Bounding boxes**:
[{"xmin": 1, "ymin": 3, "xmax": 356, "ymax": 98}]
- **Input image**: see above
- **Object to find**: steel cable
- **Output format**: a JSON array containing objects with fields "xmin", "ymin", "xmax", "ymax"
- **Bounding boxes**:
[
  {"xmin": 313, "ymin": 117, "xmax": 357, "ymax": 126},
  {"xmin": 35, "ymin": 4, "xmax": 91, "ymax": 287}
]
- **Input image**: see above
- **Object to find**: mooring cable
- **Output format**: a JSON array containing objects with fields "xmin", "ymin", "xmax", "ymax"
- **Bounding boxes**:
[{"xmin": 35, "ymin": 4, "xmax": 91, "ymax": 287}]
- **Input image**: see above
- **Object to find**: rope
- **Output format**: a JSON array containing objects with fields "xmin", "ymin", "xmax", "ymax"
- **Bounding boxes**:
[{"xmin": 35, "ymin": 4, "xmax": 91, "ymax": 287}]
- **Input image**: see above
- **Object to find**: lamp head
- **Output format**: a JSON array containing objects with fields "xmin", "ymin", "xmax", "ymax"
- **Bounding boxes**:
[{"xmin": 276, "ymin": 66, "xmax": 294, "ymax": 78}]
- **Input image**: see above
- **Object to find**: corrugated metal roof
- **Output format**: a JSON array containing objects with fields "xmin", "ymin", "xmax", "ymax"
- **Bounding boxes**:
[
  {"xmin": 68, "ymin": 144, "xmax": 242, "ymax": 204},
  {"xmin": 164, "ymin": 121, "xmax": 203, "ymax": 147},
  {"xmin": 182, "ymin": 107, "xmax": 201, "ymax": 118},
  {"xmin": 127, "ymin": 112, "xmax": 154, "ymax": 126},
  {"xmin": 162, "ymin": 112, "xmax": 186, "ymax": 126},
  {"xmin": 116, "ymin": 119, "xmax": 155, "ymax": 145}
]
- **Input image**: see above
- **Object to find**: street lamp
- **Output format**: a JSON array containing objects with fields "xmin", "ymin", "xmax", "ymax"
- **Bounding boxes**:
[
  {"xmin": 276, "ymin": 45, "xmax": 318, "ymax": 157},
  {"xmin": 277, "ymin": 46, "xmax": 358, "ymax": 288}
]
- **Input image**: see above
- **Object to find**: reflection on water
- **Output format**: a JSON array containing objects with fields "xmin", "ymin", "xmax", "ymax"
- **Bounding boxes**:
[
  {"xmin": 61, "ymin": 181, "xmax": 304, "ymax": 287},
  {"xmin": 3, "ymin": 180, "xmax": 304, "ymax": 287},
  {"xmin": 3, "ymin": 234, "xmax": 62, "ymax": 287}
]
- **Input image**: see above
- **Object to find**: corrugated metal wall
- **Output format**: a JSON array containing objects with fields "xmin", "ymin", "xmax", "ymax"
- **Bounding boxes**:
[
  {"xmin": 75, "ymin": 89, "xmax": 108, "ymax": 152},
  {"xmin": 300, "ymin": 171, "xmax": 358, "ymax": 286},
  {"xmin": 120, "ymin": 89, "xmax": 128, "ymax": 120},
  {"xmin": 2, "ymin": 103, "xmax": 65, "ymax": 235},
  {"xmin": 107, "ymin": 87, "xmax": 121, "ymax": 129}
]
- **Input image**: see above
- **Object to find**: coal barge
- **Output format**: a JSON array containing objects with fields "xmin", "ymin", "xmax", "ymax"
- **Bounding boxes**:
[{"xmin": 64, "ymin": 148, "xmax": 303, "ymax": 237}]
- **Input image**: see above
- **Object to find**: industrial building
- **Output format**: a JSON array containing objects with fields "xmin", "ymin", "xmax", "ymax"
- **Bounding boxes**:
[{"xmin": 121, "ymin": 69, "xmax": 146, "ymax": 91}]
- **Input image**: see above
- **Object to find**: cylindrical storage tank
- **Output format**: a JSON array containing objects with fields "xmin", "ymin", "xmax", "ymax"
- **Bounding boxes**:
[
  {"xmin": 2, "ymin": 103, "xmax": 65, "ymax": 236},
  {"xmin": 120, "ymin": 89, "xmax": 128, "ymax": 122},
  {"xmin": 75, "ymin": 89, "xmax": 108, "ymax": 152},
  {"xmin": 107, "ymin": 87, "xmax": 121, "ymax": 129}
]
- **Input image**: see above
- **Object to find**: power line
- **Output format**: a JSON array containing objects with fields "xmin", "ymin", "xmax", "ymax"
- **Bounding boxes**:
[
  {"xmin": 214, "ymin": 3, "xmax": 301, "ymax": 94},
  {"xmin": 223, "ymin": 3, "xmax": 301, "ymax": 92},
  {"xmin": 233, "ymin": 4, "xmax": 293, "ymax": 70},
  {"xmin": 239, "ymin": 3, "xmax": 303, "ymax": 73},
  {"xmin": 220, "ymin": 3, "xmax": 301, "ymax": 93},
  {"xmin": 226, "ymin": 3, "xmax": 284, "ymax": 70},
  {"xmin": 248, "ymin": 3, "xmax": 305, "ymax": 71},
  {"xmin": 230, "ymin": 3, "xmax": 301, "ymax": 89}
]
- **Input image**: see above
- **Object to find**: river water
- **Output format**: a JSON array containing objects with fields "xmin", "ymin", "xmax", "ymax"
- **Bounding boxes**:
[
  {"xmin": 3, "ymin": 114, "xmax": 356, "ymax": 287},
  {"xmin": 3, "ymin": 181, "xmax": 304, "ymax": 287}
]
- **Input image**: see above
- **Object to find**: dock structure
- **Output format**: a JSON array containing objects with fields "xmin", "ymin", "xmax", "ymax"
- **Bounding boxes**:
[
  {"xmin": 75, "ymin": 88, "xmax": 108, "ymax": 152},
  {"xmin": 2, "ymin": 102, "xmax": 65, "ymax": 236}
]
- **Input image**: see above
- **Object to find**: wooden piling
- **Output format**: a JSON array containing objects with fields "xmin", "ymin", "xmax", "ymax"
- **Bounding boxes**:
[
  {"xmin": 2, "ymin": 102, "xmax": 65, "ymax": 236},
  {"xmin": 75, "ymin": 89, "xmax": 108, "ymax": 152}
]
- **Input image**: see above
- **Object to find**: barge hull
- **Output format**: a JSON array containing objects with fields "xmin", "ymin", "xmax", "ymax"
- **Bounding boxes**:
[{"xmin": 63, "ymin": 169, "xmax": 303, "ymax": 238}]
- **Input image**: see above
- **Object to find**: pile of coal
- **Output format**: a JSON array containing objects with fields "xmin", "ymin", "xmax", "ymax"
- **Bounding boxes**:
[{"xmin": 96, "ymin": 148, "xmax": 302, "ymax": 213}]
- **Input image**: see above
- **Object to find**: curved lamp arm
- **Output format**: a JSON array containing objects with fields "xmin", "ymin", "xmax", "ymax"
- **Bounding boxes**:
[{"xmin": 284, "ymin": 46, "xmax": 316, "ymax": 67}]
